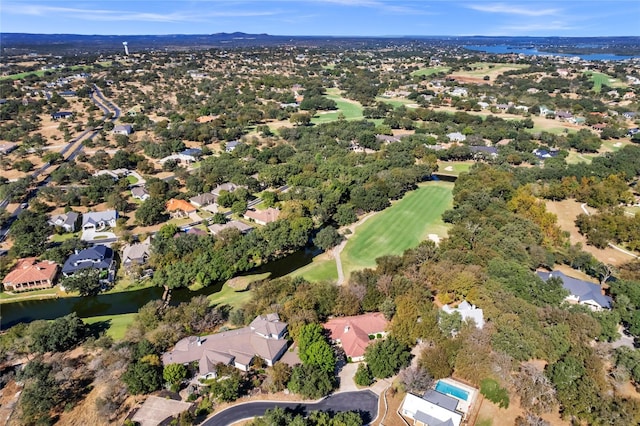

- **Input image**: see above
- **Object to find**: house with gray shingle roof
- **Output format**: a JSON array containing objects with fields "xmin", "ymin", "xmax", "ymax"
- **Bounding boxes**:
[
  {"xmin": 537, "ymin": 270, "xmax": 612, "ymax": 311},
  {"xmin": 81, "ymin": 210, "xmax": 118, "ymax": 231},
  {"xmin": 48, "ymin": 212, "xmax": 79, "ymax": 233},
  {"xmin": 162, "ymin": 314, "xmax": 288, "ymax": 378}
]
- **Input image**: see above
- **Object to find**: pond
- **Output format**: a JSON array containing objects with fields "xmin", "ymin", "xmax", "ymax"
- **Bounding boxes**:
[{"xmin": 0, "ymin": 247, "xmax": 319, "ymax": 329}]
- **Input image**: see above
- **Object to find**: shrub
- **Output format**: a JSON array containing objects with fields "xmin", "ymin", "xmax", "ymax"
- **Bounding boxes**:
[
  {"xmin": 354, "ymin": 363, "xmax": 374, "ymax": 387},
  {"xmin": 480, "ymin": 378, "xmax": 510, "ymax": 408}
]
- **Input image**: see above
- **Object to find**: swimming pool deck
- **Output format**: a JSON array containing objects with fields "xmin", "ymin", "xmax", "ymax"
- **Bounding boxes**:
[{"xmin": 436, "ymin": 378, "xmax": 478, "ymax": 415}]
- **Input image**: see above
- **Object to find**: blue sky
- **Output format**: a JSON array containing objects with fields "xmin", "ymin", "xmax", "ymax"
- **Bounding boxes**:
[{"xmin": 1, "ymin": 1, "xmax": 639, "ymax": 37}]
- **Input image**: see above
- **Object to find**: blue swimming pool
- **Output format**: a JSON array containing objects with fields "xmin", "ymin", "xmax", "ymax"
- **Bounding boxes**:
[{"xmin": 435, "ymin": 380, "xmax": 470, "ymax": 401}]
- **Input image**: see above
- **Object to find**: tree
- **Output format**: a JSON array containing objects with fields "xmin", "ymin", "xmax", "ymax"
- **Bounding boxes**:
[
  {"xmin": 313, "ymin": 226, "xmax": 343, "ymax": 251},
  {"xmin": 262, "ymin": 362, "xmax": 292, "ymax": 393},
  {"xmin": 61, "ymin": 269, "xmax": 103, "ymax": 296},
  {"xmin": 135, "ymin": 197, "xmax": 168, "ymax": 225},
  {"xmin": 333, "ymin": 204, "xmax": 357, "ymax": 226},
  {"xmin": 480, "ymin": 378, "xmax": 510, "ymax": 408},
  {"xmin": 297, "ymin": 323, "xmax": 336, "ymax": 373},
  {"xmin": 364, "ymin": 337, "xmax": 411, "ymax": 379},
  {"xmin": 209, "ymin": 370, "xmax": 243, "ymax": 402},
  {"xmin": 513, "ymin": 364, "xmax": 557, "ymax": 415},
  {"xmin": 290, "ymin": 112, "xmax": 311, "ymax": 126},
  {"xmin": 10, "ymin": 210, "xmax": 51, "ymax": 257},
  {"xmin": 287, "ymin": 363, "xmax": 335, "ymax": 399},
  {"xmin": 354, "ymin": 363, "xmax": 374, "ymax": 386},
  {"xmin": 163, "ymin": 363, "xmax": 187, "ymax": 387},
  {"xmin": 122, "ymin": 359, "xmax": 163, "ymax": 395},
  {"xmin": 398, "ymin": 365, "xmax": 433, "ymax": 394},
  {"xmin": 29, "ymin": 313, "xmax": 86, "ymax": 353}
]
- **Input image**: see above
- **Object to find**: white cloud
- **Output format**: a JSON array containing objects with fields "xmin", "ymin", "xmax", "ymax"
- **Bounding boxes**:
[
  {"xmin": 311, "ymin": 0, "xmax": 432, "ymax": 14},
  {"xmin": 468, "ymin": 3, "xmax": 559, "ymax": 17},
  {"xmin": 1, "ymin": 3, "xmax": 277, "ymax": 23}
]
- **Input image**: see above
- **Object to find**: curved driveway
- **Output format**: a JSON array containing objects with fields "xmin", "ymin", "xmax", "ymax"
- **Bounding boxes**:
[{"xmin": 202, "ymin": 390, "xmax": 378, "ymax": 425}]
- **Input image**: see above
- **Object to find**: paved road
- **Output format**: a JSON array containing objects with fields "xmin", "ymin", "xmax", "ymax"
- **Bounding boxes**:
[{"xmin": 202, "ymin": 390, "xmax": 378, "ymax": 426}]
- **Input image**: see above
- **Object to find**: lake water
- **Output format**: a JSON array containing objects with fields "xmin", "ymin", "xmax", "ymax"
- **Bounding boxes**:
[
  {"xmin": 0, "ymin": 248, "xmax": 319, "ymax": 329},
  {"xmin": 465, "ymin": 45, "xmax": 639, "ymax": 61}
]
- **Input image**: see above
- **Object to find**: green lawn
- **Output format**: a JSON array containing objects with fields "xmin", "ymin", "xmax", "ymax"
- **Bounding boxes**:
[
  {"xmin": 411, "ymin": 67, "xmax": 450, "ymax": 77},
  {"xmin": 438, "ymin": 161, "xmax": 473, "ymax": 176},
  {"xmin": 49, "ymin": 232, "xmax": 79, "ymax": 243},
  {"xmin": 312, "ymin": 88, "xmax": 364, "ymax": 124},
  {"xmin": 375, "ymin": 97, "xmax": 416, "ymax": 109},
  {"xmin": 84, "ymin": 313, "xmax": 137, "ymax": 341},
  {"xmin": 290, "ymin": 255, "xmax": 339, "ymax": 282},
  {"xmin": 207, "ymin": 272, "xmax": 270, "ymax": 309},
  {"xmin": 0, "ymin": 65, "xmax": 94, "ymax": 81},
  {"xmin": 565, "ymin": 151, "xmax": 595, "ymax": 165},
  {"xmin": 586, "ymin": 72, "xmax": 626, "ymax": 93},
  {"xmin": 341, "ymin": 181, "xmax": 453, "ymax": 277},
  {"xmin": 0, "ymin": 287, "xmax": 62, "ymax": 301},
  {"xmin": 528, "ymin": 123, "xmax": 573, "ymax": 135},
  {"xmin": 127, "ymin": 175, "xmax": 139, "ymax": 184}
]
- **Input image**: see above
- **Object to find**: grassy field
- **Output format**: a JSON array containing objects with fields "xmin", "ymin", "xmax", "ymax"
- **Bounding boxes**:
[
  {"xmin": 341, "ymin": 181, "xmax": 453, "ymax": 277},
  {"xmin": 586, "ymin": 72, "xmax": 626, "ymax": 93},
  {"xmin": 450, "ymin": 62, "xmax": 528, "ymax": 79},
  {"xmin": 0, "ymin": 286, "xmax": 63, "ymax": 301},
  {"xmin": 438, "ymin": 161, "xmax": 473, "ymax": 176},
  {"xmin": 411, "ymin": 66, "xmax": 450, "ymax": 77},
  {"xmin": 290, "ymin": 254, "xmax": 339, "ymax": 282},
  {"xmin": 0, "ymin": 65, "xmax": 94, "ymax": 81},
  {"xmin": 311, "ymin": 88, "xmax": 364, "ymax": 124},
  {"xmin": 84, "ymin": 313, "xmax": 137, "ymax": 341},
  {"xmin": 375, "ymin": 97, "xmax": 417, "ymax": 109},
  {"xmin": 207, "ymin": 272, "xmax": 270, "ymax": 308}
]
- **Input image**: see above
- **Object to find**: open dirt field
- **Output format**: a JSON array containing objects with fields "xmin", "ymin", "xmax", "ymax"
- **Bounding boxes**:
[{"xmin": 546, "ymin": 199, "xmax": 634, "ymax": 265}]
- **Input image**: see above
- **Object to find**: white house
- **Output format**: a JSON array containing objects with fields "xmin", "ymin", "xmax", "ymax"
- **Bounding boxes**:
[
  {"xmin": 113, "ymin": 124, "xmax": 133, "ymax": 136},
  {"xmin": 401, "ymin": 393, "xmax": 462, "ymax": 426},
  {"xmin": 81, "ymin": 210, "xmax": 118, "ymax": 231},
  {"xmin": 441, "ymin": 300, "xmax": 484, "ymax": 329},
  {"xmin": 446, "ymin": 132, "xmax": 466, "ymax": 143}
]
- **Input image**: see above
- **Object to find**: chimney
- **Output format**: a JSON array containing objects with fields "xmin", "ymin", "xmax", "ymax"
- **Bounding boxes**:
[
  {"xmin": 344, "ymin": 325, "xmax": 350, "ymax": 333},
  {"xmin": 197, "ymin": 337, "xmax": 202, "ymax": 346}
]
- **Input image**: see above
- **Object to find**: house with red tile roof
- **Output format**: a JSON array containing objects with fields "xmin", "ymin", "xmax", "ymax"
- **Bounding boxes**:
[
  {"xmin": 166, "ymin": 198, "xmax": 196, "ymax": 218},
  {"xmin": 2, "ymin": 258, "xmax": 59, "ymax": 292},
  {"xmin": 323, "ymin": 312, "xmax": 388, "ymax": 361},
  {"xmin": 243, "ymin": 207, "xmax": 280, "ymax": 225}
]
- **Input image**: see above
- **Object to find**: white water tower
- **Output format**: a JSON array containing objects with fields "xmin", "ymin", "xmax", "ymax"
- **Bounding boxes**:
[{"xmin": 122, "ymin": 41, "xmax": 129, "ymax": 56}]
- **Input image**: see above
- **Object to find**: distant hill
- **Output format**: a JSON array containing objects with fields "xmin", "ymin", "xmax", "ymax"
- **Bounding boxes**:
[{"xmin": 1, "ymin": 33, "xmax": 639, "ymax": 56}]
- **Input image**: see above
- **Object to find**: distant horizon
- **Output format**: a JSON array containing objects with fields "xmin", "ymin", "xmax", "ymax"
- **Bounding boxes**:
[
  {"xmin": 2, "ymin": 32, "xmax": 639, "ymax": 39},
  {"xmin": 1, "ymin": 1, "xmax": 639, "ymax": 37}
]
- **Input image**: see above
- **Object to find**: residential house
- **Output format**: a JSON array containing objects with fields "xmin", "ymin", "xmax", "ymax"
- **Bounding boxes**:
[
  {"xmin": 81, "ymin": 210, "xmax": 118, "ymax": 231},
  {"xmin": 623, "ymin": 112, "xmax": 637, "ymax": 120},
  {"xmin": 186, "ymin": 228, "xmax": 208, "ymax": 237},
  {"xmin": 401, "ymin": 392, "xmax": 463, "ymax": 426},
  {"xmin": 539, "ymin": 106, "xmax": 555, "ymax": 117},
  {"xmin": 441, "ymin": 300, "xmax": 484, "ymax": 329},
  {"xmin": 537, "ymin": 270, "xmax": 612, "ymax": 310},
  {"xmin": 533, "ymin": 149, "xmax": 559, "ymax": 160},
  {"xmin": 376, "ymin": 134, "xmax": 401, "ymax": 144},
  {"xmin": 59, "ymin": 90, "xmax": 77, "ymax": 97},
  {"xmin": 180, "ymin": 148, "xmax": 202, "ymax": 158},
  {"xmin": 159, "ymin": 153, "xmax": 196, "ymax": 165},
  {"xmin": 121, "ymin": 237, "xmax": 151, "ymax": 270},
  {"xmin": 113, "ymin": 124, "xmax": 133, "ymax": 136},
  {"xmin": 225, "ymin": 140, "xmax": 240, "ymax": 153},
  {"xmin": 166, "ymin": 199, "xmax": 196, "ymax": 218},
  {"xmin": 446, "ymin": 132, "xmax": 466, "ymax": 143},
  {"xmin": 94, "ymin": 169, "xmax": 129, "ymax": 180},
  {"xmin": 627, "ymin": 128, "xmax": 639, "ymax": 137},
  {"xmin": 244, "ymin": 207, "xmax": 280, "ymax": 225},
  {"xmin": 212, "ymin": 182, "xmax": 245, "ymax": 198},
  {"xmin": 2, "ymin": 258, "xmax": 58, "ymax": 292},
  {"xmin": 477, "ymin": 101, "xmax": 490, "ymax": 109},
  {"xmin": 189, "ymin": 193, "xmax": 216, "ymax": 208},
  {"xmin": 469, "ymin": 146, "xmax": 498, "ymax": 159},
  {"xmin": 48, "ymin": 211, "xmax": 80, "ymax": 233},
  {"xmin": 126, "ymin": 105, "xmax": 144, "ymax": 116},
  {"xmin": 555, "ymin": 111, "xmax": 573, "ymax": 121},
  {"xmin": 323, "ymin": 312, "xmax": 388, "ymax": 361},
  {"xmin": 51, "ymin": 111, "xmax": 73, "ymax": 120},
  {"xmin": 162, "ymin": 314, "xmax": 289, "ymax": 378},
  {"xmin": 449, "ymin": 87, "xmax": 468, "ymax": 97},
  {"xmin": 0, "ymin": 142, "xmax": 18, "ymax": 155},
  {"xmin": 61, "ymin": 245, "xmax": 116, "ymax": 282},
  {"xmin": 208, "ymin": 221, "xmax": 254, "ymax": 236},
  {"xmin": 131, "ymin": 186, "xmax": 150, "ymax": 201}
]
